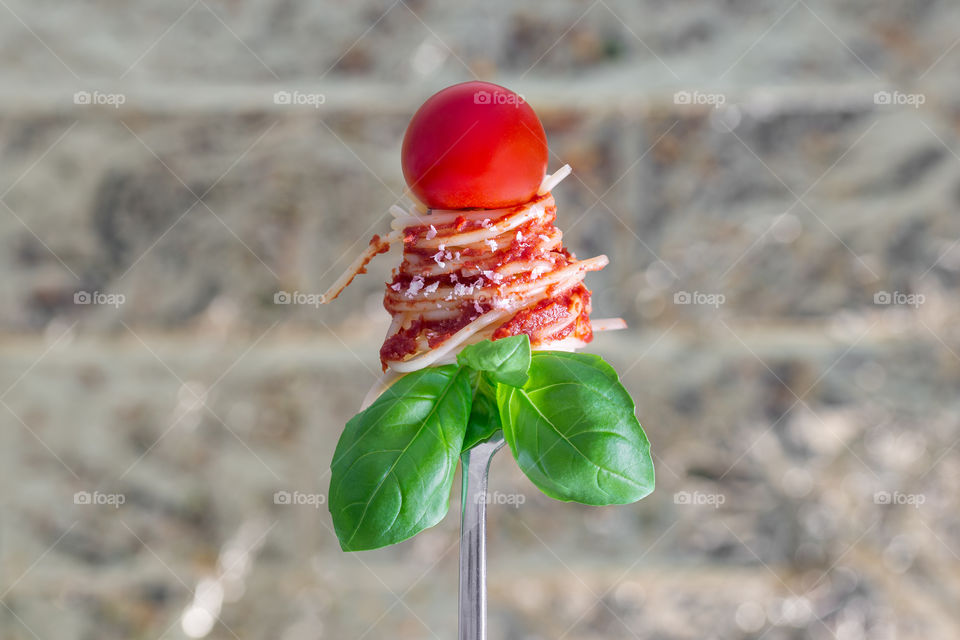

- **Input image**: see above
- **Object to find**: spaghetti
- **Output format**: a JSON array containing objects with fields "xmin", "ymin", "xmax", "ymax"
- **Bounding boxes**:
[{"xmin": 322, "ymin": 165, "xmax": 623, "ymax": 373}]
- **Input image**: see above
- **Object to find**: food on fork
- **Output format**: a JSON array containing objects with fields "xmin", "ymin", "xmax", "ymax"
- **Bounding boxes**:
[{"xmin": 321, "ymin": 81, "xmax": 654, "ymax": 552}]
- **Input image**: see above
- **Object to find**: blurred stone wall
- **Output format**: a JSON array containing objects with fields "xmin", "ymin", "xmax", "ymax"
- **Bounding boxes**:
[{"xmin": 1, "ymin": 0, "xmax": 960, "ymax": 638}]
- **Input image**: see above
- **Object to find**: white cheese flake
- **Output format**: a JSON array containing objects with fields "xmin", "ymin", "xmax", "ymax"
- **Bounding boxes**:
[
  {"xmin": 473, "ymin": 301, "xmax": 483, "ymax": 313},
  {"xmin": 485, "ymin": 239, "xmax": 498, "ymax": 251},
  {"xmin": 516, "ymin": 231, "xmax": 524, "ymax": 242},
  {"xmin": 406, "ymin": 275, "xmax": 424, "ymax": 296},
  {"xmin": 426, "ymin": 225, "xmax": 437, "ymax": 240},
  {"xmin": 481, "ymin": 218, "xmax": 492, "ymax": 229},
  {"xmin": 424, "ymin": 281, "xmax": 439, "ymax": 294},
  {"xmin": 390, "ymin": 282, "xmax": 402, "ymax": 291},
  {"xmin": 482, "ymin": 270, "xmax": 503, "ymax": 283}
]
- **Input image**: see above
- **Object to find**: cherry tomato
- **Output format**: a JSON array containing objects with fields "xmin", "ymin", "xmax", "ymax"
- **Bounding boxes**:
[{"xmin": 401, "ymin": 81, "xmax": 548, "ymax": 210}]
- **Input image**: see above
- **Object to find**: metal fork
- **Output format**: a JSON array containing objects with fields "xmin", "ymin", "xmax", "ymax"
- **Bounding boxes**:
[{"xmin": 458, "ymin": 435, "xmax": 506, "ymax": 640}]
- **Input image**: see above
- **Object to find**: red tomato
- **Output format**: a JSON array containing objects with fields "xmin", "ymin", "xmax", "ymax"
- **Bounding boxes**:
[{"xmin": 401, "ymin": 81, "xmax": 548, "ymax": 210}]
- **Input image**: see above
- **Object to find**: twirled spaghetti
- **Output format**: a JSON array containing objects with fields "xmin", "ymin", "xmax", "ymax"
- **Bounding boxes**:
[{"xmin": 322, "ymin": 165, "xmax": 624, "ymax": 375}]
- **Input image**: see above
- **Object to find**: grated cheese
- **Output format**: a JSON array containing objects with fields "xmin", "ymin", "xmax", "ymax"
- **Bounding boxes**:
[
  {"xmin": 482, "ymin": 270, "xmax": 503, "ymax": 283},
  {"xmin": 406, "ymin": 275, "xmax": 424, "ymax": 297}
]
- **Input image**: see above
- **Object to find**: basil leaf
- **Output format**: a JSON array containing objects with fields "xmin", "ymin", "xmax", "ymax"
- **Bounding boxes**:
[
  {"xmin": 462, "ymin": 372, "xmax": 502, "ymax": 451},
  {"xmin": 329, "ymin": 365, "xmax": 472, "ymax": 551},
  {"xmin": 457, "ymin": 335, "xmax": 531, "ymax": 387},
  {"xmin": 497, "ymin": 352, "xmax": 654, "ymax": 505}
]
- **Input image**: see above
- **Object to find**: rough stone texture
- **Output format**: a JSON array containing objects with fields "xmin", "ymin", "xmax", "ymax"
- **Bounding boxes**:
[
  {"xmin": 2, "ymin": 330, "xmax": 959, "ymax": 639},
  {"xmin": 2, "ymin": 0, "xmax": 960, "ymax": 638}
]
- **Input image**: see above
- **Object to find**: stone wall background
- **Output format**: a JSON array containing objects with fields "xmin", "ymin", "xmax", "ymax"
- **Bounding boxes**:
[{"xmin": 2, "ymin": 0, "xmax": 960, "ymax": 638}]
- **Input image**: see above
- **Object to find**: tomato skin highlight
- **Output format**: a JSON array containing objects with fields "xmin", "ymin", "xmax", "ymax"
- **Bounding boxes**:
[{"xmin": 401, "ymin": 81, "xmax": 548, "ymax": 210}]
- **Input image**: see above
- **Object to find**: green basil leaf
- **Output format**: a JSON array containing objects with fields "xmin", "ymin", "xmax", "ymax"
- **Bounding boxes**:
[
  {"xmin": 329, "ymin": 365, "xmax": 471, "ymax": 551},
  {"xmin": 457, "ymin": 335, "xmax": 531, "ymax": 387},
  {"xmin": 497, "ymin": 352, "xmax": 654, "ymax": 505},
  {"xmin": 462, "ymin": 372, "xmax": 502, "ymax": 451}
]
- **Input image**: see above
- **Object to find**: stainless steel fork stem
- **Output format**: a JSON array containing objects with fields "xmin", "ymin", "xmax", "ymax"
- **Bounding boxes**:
[{"xmin": 458, "ymin": 436, "xmax": 505, "ymax": 640}]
